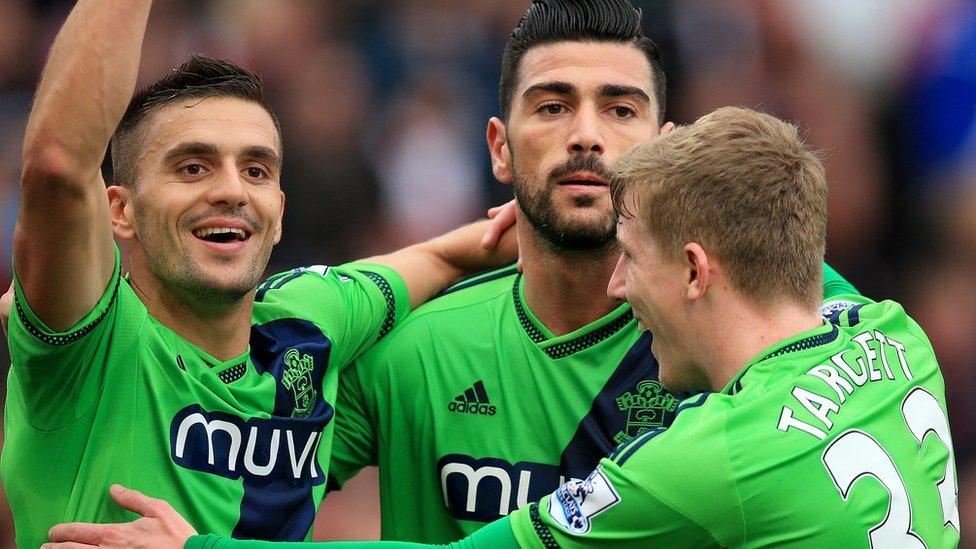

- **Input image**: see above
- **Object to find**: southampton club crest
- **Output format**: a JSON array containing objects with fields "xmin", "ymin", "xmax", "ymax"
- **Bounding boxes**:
[
  {"xmin": 613, "ymin": 380, "xmax": 679, "ymax": 444},
  {"xmin": 281, "ymin": 348, "xmax": 316, "ymax": 418}
]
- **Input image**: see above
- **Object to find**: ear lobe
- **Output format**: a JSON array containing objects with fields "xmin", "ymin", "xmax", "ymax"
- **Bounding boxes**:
[
  {"xmin": 685, "ymin": 243, "xmax": 709, "ymax": 300},
  {"xmin": 486, "ymin": 117, "xmax": 513, "ymax": 184},
  {"xmin": 107, "ymin": 186, "xmax": 136, "ymax": 240},
  {"xmin": 273, "ymin": 191, "xmax": 285, "ymax": 244}
]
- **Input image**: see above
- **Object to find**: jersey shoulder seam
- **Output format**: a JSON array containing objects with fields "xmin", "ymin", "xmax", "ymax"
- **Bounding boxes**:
[
  {"xmin": 255, "ymin": 266, "xmax": 336, "ymax": 301},
  {"xmin": 438, "ymin": 264, "xmax": 519, "ymax": 296},
  {"xmin": 399, "ymin": 278, "xmax": 513, "ymax": 321}
]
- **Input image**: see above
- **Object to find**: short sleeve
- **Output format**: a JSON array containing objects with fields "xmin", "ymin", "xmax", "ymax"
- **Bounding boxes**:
[
  {"xmin": 7, "ymin": 245, "xmax": 133, "ymax": 429},
  {"xmin": 509, "ymin": 459, "xmax": 718, "ymax": 548},
  {"xmin": 254, "ymin": 262, "xmax": 409, "ymax": 369}
]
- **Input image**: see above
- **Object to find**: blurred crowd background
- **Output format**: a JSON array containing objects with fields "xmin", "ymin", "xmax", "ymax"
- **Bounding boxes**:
[{"xmin": 1, "ymin": 0, "xmax": 975, "ymax": 546}]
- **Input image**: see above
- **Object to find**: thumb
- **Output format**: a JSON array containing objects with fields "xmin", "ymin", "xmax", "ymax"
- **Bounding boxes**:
[{"xmin": 110, "ymin": 484, "xmax": 162, "ymax": 517}]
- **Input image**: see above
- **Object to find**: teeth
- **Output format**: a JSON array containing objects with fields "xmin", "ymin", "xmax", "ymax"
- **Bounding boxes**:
[{"xmin": 193, "ymin": 227, "xmax": 247, "ymax": 240}]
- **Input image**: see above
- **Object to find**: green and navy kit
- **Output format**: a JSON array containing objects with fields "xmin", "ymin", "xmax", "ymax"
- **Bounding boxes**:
[
  {"xmin": 188, "ymin": 296, "xmax": 958, "ymax": 549},
  {"xmin": 186, "ymin": 272, "xmax": 956, "ymax": 549},
  {"xmin": 508, "ymin": 294, "xmax": 959, "ymax": 547},
  {"xmin": 329, "ymin": 264, "xmax": 857, "ymax": 543},
  {"xmin": 2, "ymin": 247, "xmax": 408, "ymax": 548},
  {"xmin": 330, "ymin": 266, "xmax": 682, "ymax": 542}
]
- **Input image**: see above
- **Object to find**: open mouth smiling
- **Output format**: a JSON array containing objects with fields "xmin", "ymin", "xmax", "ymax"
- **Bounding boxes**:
[
  {"xmin": 191, "ymin": 225, "xmax": 253, "ymax": 244},
  {"xmin": 192, "ymin": 227, "xmax": 249, "ymax": 243}
]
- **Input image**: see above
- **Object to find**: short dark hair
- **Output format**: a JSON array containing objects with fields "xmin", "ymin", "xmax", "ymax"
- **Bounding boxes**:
[
  {"xmin": 110, "ymin": 54, "xmax": 281, "ymax": 187},
  {"xmin": 499, "ymin": 0, "xmax": 666, "ymax": 123}
]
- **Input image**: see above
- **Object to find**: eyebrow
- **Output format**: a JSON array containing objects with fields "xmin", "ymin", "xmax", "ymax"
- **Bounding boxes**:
[
  {"xmin": 522, "ymin": 81, "xmax": 651, "ymax": 105},
  {"xmin": 522, "ymin": 81, "xmax": 578, "ymax": 101},
  {"xmin": 161, "ymin": 141, "xmax": 281, "ymax": 170},
  {"xmin": 599, "ymin": 84, "xmax": 651, "ymax": 105},
  {"xmin": 241, "ymin": 145, "xmax": 282, "ymax": 170},
  {"xmin": 161, "ymin": 141, "xmax": 220, "ymax": 165}
]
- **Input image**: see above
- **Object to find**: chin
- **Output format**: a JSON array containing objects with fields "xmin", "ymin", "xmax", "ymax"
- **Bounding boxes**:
[
  {"xmin": 166, "ymin": 262, "xmax": 264, "ymax": 303},
  {"xmin": 203, "ymin": 268, "xmax": 263, "ymax": 294},
  {"xmin": 558, "ymin": 197, "xmax": 611, "ymax": 217}
]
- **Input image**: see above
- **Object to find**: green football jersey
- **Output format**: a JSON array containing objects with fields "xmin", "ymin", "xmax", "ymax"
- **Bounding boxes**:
[
  {"xmin": 330, "ymin": 267, "xmax": 686, "ymax": 543},
  {"xmin": 330, "ymin": 264, "xmax": 857, "ymax": 543},
  {"xmin": 2, "ymin": 248, "xmax": 408, "ymax": 548},
  {"xmin": 510, "ymin": 295, "xmax": 959, "ymax": 548}
]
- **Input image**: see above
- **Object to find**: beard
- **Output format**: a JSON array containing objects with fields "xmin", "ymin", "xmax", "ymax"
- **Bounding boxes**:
[
  {"xmin": 136, "ymin": 208, "xmax": 271, "ymax": 306},
  {"xmin": 512, "ymin": 152, "xmax": 617, "ymax": 251}
]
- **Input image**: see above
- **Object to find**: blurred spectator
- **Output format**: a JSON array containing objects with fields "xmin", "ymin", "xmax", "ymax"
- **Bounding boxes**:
[
  {"xmin": 373, "ymin": 75, "xmax": 486, "ymax": 247},
  {"xmin": 908, "ymin": 258, "xmax": 976, "ymax": 462},
  {"xmin": 272, "ymin": 44, "xmax": 384, "ymax": 266},
  {"xmin": 669, "ymin": 0, "xmax": 888, "ymax": 287}
]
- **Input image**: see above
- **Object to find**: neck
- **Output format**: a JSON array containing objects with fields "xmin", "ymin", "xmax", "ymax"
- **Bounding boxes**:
[
  {"xmin": 127, "ymin": 265, "xmax": 254, "ymax": 362},
  {"xmin": 702, "ymin": 297, "xmax": 824, "ymax": 391},
  {"xmin": 518, "ymin": 220, "xmax": 623, "ymax": 336}
]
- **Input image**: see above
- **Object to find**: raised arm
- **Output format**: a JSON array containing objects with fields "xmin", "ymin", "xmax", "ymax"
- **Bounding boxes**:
[{"xmin": 15, "ymin": 0, "xmax": 151, "ymax": 330}]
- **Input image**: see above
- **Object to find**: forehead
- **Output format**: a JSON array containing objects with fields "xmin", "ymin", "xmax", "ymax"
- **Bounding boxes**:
[
  {"xmin": 517, "ymin": 41, "xmax": 654, "ymax": 98},
  {"xmin": 616, "ymin": 190, "xmax": 650, "ymax": 250},
  {"xmin": 617, "ymin": 210, "xmax": 640, "ymax": 247},
  {"xmin": 142, "ymin": 97, "xmax": 281, "ymax": 157}
]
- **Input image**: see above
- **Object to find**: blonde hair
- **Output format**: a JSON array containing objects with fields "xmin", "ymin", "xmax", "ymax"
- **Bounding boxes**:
[{"xmin": 611, "ymin": 106, "xmax": 827, "ymax": 308}]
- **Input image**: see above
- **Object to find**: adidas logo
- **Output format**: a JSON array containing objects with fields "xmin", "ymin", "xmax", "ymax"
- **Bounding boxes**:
[{"xmin": 448, "ymin": 380, "xmax": 497, "ymax": 416}]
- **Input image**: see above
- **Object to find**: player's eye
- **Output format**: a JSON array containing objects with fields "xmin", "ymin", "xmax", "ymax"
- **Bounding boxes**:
[
  {"xmin": 180, "ymin": 164, "xmax": 207, "ymax": 176},
  {"xmin": 611, "ymin": 105, "xmax": 635, "ymax": 119},
  {"xmin": 245, "ymin": 166, "xmax": 269, "ymax": 179},
  {"xmin": 538, "ymin": 103, "xmax": 566, "ymax": 116}
]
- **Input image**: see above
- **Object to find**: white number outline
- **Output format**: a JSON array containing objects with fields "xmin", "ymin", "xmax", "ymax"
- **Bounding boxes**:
[
  {"xmin": 901, "ymin": 387, "xmax": 960, "ymax": 531},
  {"xmin": 823, "ymin": 430, "xmax": 925, "ymax": 548},
  {"xmin": 821, "ymin": 386, "xmax": 959, "ymax": 548}
]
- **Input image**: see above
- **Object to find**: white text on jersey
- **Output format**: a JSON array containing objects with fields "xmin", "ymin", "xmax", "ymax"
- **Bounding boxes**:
[{"xmin": 777, "ymin": 329, "xmax": 912, "ymax": 440}]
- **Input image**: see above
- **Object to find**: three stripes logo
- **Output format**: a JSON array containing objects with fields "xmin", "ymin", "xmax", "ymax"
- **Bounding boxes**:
[{"xmin": 448, "ymin": 380, "xmax": 497, "ymax": 416}]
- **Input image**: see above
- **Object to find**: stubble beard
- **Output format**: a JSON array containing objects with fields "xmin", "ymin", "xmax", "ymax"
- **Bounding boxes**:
[
  {"xmin": 136, "ymin": 214, "xmax": 272, "ymax": 307},
  {"xmin": 511, "ymin": 151, "xmax": 618, "ymax": 252}
]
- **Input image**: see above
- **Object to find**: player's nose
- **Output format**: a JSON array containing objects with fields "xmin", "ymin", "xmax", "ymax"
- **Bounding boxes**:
[
  {"xmin": 608, "ymin": 253, "xmax": 628, "ymax": 302},
  {"xmin": 567, "ymin": 107, "xmax": 605, "ymax": 155},
  {"xmin": 207, "ymin": 163, "xmax": 249, "ymax": 208}
]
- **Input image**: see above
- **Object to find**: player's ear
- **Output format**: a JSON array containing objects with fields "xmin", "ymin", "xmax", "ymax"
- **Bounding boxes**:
[
  {"xmin": 487, "ymin": 117, "xmax": 513, "ymax": 185},
  {"xmin": 684, "ymin": 243, "xmax": 709, "ymax": 301},
  {"xmin": 273, "ymin": 190, "xmax": 285, "ymax": 244},
  {"xmin": 108, "ymin": 185, "xmax": 136, "ymax": 240},
  {"xmin": 660, "ymin": 121, "xmax": 677, "ymax": 135}
]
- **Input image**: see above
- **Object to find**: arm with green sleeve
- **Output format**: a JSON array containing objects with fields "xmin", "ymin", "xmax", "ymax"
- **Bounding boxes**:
[
  {"xmin": 365, "ymin": 208, "xmax": 517, "ymax": 309},
  {"xmin": 186, "ymin": 418, "xmax": 726, "ymax": 549},
  {"xmin": 186, "ymin": 442, "xmax": 722, "ymax": 549},
  {"xmin": 185, "ymin": 516, "xmax": 519, "ymax": 549}
]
